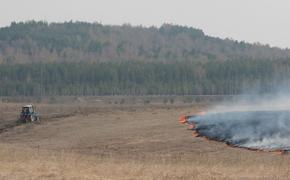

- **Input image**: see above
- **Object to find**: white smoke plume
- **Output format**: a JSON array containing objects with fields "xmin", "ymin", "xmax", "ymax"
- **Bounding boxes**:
[{"xmin": 188, "ymin": 94, "xmax": 290, "ymax": 151}]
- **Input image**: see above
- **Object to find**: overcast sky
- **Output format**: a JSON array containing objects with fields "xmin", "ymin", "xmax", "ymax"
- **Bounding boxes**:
[{"xmin": 1, "ymin": 0, "xmax": 289, "ymax": 48}]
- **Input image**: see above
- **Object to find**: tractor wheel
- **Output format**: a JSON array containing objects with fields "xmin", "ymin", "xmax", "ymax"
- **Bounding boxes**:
[
  {"xmin": 31, "ymin": 116, "xmax": 36, "ymax": 122},
  {"xmin": 36, "ymin": 116, "xmax": 41, "ymax": 123}
]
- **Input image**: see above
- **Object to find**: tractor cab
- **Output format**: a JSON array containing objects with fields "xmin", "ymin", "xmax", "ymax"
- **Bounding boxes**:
[
  {"xmin": 21, "ymin": 105, "xmax": 34, "ymax": 115},
  {"xmin": 19, "ymin": 104, "xmax": 40, "ymax": 123}
]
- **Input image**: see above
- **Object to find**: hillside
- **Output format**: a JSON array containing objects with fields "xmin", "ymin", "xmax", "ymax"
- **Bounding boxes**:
[
  {"xmin": 0, "ymin": 21, "xmax": 290, "ymax": 96},
  {"xmin": 0, "ymin": 21, "xmax": 290, "ymax": 64}
]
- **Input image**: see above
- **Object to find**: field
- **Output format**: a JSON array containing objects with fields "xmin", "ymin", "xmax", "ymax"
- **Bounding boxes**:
[{"xmin": 0, "ymin": 99, "xmax": 290, "ymax": 179}]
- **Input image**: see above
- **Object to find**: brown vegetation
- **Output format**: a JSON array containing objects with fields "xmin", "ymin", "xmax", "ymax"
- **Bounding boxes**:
[{"xmin": 0, "ymin": 102, "xmax": 290, "ymax": 179}]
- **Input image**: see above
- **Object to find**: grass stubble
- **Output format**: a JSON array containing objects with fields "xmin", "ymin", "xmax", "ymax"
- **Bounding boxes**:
[{"xmin": 0, "ymin": 102, "xmax": 290, "ymax": 179}]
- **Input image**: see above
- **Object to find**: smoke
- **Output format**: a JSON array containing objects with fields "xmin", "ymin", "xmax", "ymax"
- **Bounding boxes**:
[{"xmin": 188, "ymin": 94, "xmax": 290, "ymax": 151}]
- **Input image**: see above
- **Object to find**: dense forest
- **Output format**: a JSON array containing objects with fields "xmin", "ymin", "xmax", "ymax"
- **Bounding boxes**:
[
  {"xmin": 0, "ymin": 21, "xmax": 290, "ymax": 64},
  {"xmin": 0, "ymin": 21, "xmax": 290, "ymax": 96},
  {"xmin": 0, "ymin": 60, "xmax": 290, "ymax": 96}
]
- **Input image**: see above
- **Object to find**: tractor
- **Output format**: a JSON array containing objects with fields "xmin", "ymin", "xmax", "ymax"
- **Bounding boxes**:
[{"xmin": 18, "ymin": 104, "xmax": 40, "ymax": 123}]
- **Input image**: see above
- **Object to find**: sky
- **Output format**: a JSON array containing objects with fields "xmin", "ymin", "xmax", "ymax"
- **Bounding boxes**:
[{"xmin": 1, "ymin": 0, "xmax": 289, "ymax": 48}]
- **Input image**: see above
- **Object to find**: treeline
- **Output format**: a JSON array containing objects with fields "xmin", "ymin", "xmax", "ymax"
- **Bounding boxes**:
[
  {"xmin": 0, "ymin": 21, "xmax": 290, "ymax": 64},
  {"xmin": 1, "ymin": 60, "xmax": 290, "ymax": 96}
]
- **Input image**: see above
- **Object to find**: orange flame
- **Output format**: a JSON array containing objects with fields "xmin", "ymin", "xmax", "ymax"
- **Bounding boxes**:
[
  {"xmin": 179, "ymin": 115, "xmax": 188, "ymax": 124},
  {"xmin": 192, "ymin": 130, "xmax": 199, "ymax": 137},
  {"xmin": 276, "ymin": 150, "xmax": 286, "ymax": 155},
  {"xmin": 188, "ymin": 123, "xmax": 196, "ymax": 130}
]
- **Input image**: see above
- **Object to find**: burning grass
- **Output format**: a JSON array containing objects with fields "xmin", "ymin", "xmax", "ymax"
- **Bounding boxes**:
[{"xmin": 181, "ymin": 110, "xmax": 290, "ymax": 153}]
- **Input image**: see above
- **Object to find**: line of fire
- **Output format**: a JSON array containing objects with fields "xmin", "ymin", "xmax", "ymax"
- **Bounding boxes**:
[{"xmin": 179, "ymin": 110, "xmax": 290, "ymax": 155}]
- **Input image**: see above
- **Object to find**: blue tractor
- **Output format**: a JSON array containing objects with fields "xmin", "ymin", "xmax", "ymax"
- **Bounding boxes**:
[{"xmin": 19, "ymin": 104, "xmax": 40, "ymax": 123}]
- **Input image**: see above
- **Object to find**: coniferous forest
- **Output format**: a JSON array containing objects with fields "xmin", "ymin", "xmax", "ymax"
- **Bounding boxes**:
[{"xmin": 0, "ymin": 21, "xmax": 290, "ymax": 96}]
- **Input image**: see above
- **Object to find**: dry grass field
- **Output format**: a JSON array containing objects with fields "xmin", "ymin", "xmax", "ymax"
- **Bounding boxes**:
[{"xmin": 0, "ymin": 101, "xmax": 290, "ymax": 179}]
